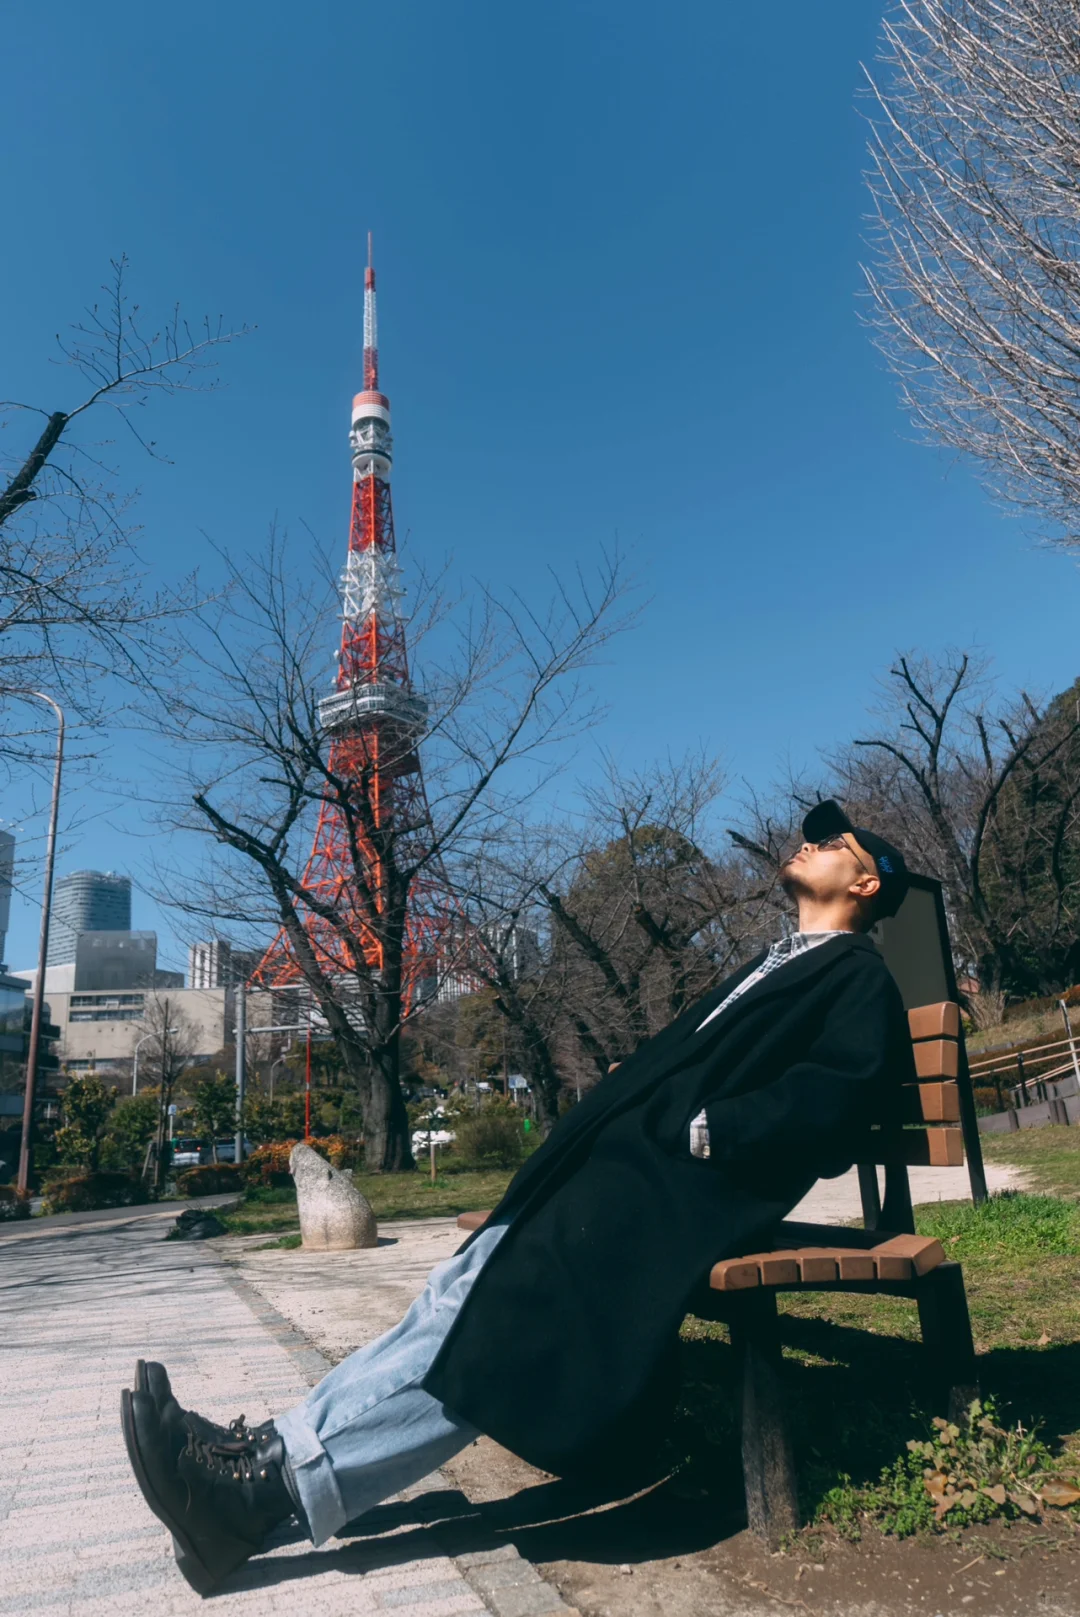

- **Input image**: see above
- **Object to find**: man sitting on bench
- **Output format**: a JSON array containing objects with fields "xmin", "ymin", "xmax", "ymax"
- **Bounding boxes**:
[{"xmin": 121, "ymin": 800, "xmax": 912, "ymax": 1595}]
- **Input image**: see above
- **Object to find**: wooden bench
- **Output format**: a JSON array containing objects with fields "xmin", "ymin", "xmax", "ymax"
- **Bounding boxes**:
[{"xmin": 456, "ymin": 998, "xmax": 979, "ymax": 1547}]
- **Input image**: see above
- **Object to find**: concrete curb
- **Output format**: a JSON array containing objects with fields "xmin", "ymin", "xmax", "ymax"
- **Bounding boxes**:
[{"xmin": 219, "ymin": 1262, "xmax": 578, "ymax": 1617}]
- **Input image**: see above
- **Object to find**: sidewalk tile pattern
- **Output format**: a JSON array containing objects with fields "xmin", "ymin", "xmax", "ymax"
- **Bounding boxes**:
[{"xmin": 0, "ymin": 1216, "xmax": 490, "ymax": 1615}]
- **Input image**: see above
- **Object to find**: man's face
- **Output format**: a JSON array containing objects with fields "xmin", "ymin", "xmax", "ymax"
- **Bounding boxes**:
[{"xmin": 780, "ymin": 832, "xmax": 879, "ymax": 911}]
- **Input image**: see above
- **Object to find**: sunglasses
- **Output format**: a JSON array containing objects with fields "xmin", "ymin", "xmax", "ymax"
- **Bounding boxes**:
[{"xmin": 796, "ymin": 833, "xmax": 876, "ymax": 879}]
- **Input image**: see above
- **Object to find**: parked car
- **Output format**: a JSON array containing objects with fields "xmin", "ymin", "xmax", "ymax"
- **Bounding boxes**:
[
  {"xmin": 171, "ymin": 1137, "xmax": 204, "ymax": 1169},
  {"xmin": 211, "ymin": 1139, "xmax": 252, "ymax": 1164}
]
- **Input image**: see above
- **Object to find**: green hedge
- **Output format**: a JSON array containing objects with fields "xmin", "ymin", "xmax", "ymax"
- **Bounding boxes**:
[
  {"xmin": 0, "ymin": 1183, "xmax": 31, "ymax": 1222},
  {"xmin": 176, "ymin": 1164, "xmax": 243, "ymax": 1197},
  {"xmin": 41, "ymin": 1172, "xmax": 143, "ymax": 1214}
]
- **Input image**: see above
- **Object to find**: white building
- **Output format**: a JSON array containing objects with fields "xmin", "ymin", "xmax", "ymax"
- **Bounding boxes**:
[
  {"xmin": 42, "ymin": 986, "xmax": 231, "ymax": 1075},
  {"xmin": 188, "ymin": 939, "xmax": 261, "ymax": 990}
]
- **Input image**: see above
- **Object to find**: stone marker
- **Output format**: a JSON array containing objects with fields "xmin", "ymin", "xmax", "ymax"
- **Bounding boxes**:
[{"xmin": 290, "ymin": 1142, "xmax": 378, "ymax": 1251}]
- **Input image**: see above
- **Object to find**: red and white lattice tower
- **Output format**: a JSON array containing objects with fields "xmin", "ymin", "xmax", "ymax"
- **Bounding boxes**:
[{"xmin": 251, "ymin": 236, "xmax": 440, "ymax": 1006}]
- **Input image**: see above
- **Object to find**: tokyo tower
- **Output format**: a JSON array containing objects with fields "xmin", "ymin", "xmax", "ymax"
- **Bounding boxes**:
[{"xmin": 251, "ymin": 236, "xmax": 439, "ymax": 1010}]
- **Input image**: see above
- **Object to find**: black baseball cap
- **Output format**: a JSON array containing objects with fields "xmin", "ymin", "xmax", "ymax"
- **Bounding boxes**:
[{"xmin": 801, "ymin": 800, "xmax": 910, "ymax": 920}]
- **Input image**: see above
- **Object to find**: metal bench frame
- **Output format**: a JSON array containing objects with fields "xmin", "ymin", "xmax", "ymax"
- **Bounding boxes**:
[{"xmin": 695, "ymin": 995, "xmax": 982, "ymax": 1544}]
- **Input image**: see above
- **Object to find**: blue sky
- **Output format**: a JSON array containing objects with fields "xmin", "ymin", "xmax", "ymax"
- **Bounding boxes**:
[{"xmin": 4, "ymin": 0, "xmax": 1078, "ymax": 973}]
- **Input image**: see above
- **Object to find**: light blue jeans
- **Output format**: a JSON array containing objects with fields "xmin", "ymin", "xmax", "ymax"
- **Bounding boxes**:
[{"xmin": 276, "ymin": 1220, "xmax": 508, "ymax": 1546}]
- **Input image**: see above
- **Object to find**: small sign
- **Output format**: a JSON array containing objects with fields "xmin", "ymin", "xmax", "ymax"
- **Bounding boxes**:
[
  {"xmin": 167, "ymin": 1104, "xmax": 178, "ymax": 1115},
  {"xmin": 508, "ymin": 1076, "xmax": 527, "ymax": 1090}
]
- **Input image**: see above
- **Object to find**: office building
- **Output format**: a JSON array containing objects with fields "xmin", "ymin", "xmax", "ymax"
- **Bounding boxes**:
[
  {"xmin": 0, "ymin": 970, "xmax": 29, "ymax": 1122},
  {"xmin": 188, "ymin": 938, "xmax": 260, "ymax": 990},
  {"xmin": 47, "ymin": 871, "xmax": 131, "ymax": 967}
]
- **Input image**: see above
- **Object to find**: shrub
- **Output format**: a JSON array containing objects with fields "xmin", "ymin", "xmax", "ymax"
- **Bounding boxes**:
[
  {"xmin": 241, "ymin": 1141, "xmax": 294, "ymax": 1189},
  {"xmin": 41, "ymin": 1171, "xmax": 143, "ymax": 1214},
  {"xmin": 176, "ymin": 1164, "xmax": 243, "ymax": 1197},
  {"xmin": 0, "ymin": 1183, "xmax": 31, "ymax": 1222},
  {"xmin": 815, "ymin": 1399, "xmax": 1079, "ymax": 1540},
  {"xmin": 453, "ymin": 1101, "xmax": 526, "ymax": 1169},
  {"xmin": 100, "ymin": 1092, "xmax": 160, "ymax": 1173},
  {"xmin": 55, "ymin": 1075, "xmax": 120, "ymax": 1171},
  {"xmin": 240, "ymin": 1136, "xmax": 360, "ymax": 1189}
]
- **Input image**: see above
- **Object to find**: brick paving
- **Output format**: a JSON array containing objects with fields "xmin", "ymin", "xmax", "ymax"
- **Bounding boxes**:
[{"xmin": 0, "ymin": 1212, "xmax": 498, "ymax": 1615}]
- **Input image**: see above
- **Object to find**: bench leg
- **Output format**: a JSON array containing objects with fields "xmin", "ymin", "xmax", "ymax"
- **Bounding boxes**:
[
  {"xmin": 729, "ymin": 1292, "xmax": 800, "ymax": 1546},
  {"xmin": 916, "ymin": 1261, "xmax": 979, "ymax": 1421},
  {"xmin": 857, "ymin": 1163, "xmax": 881, "ymax": 1230}
]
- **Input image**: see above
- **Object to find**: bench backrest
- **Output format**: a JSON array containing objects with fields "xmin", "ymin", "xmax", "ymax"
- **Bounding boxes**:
[
  {"xmin": 857, "ymin": 998, "xmax": 965, "ymax": 1233},
  {"xmin": 878, "ymin": 1000, "xmax": 964, "ymax": 1167}
]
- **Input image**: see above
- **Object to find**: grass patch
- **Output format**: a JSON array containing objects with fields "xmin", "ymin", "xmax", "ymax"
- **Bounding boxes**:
[
  {"xmin": 217, "ymin": 1167, "xmax": 513, "ymax": 1237},
  {"xmin": 673, "ymin": 1185, "xmax": 1080, "ymax": 1538},
  {"xmin": 981, "ymin": 1125, "xmax": 1080, "ymax": 1200}
]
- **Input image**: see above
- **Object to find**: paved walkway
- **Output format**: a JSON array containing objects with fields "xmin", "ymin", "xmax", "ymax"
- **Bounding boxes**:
[
  {"xmin": 0, "ymin": 1194, "xmax": 240, "ymax": 1243},
  {"xmin": 0, "ymin": 1211, "xmax": 519, "ymax": 1616},
  {"xmin": 790, "ymin": 1158, "xmax": 1027, "ymax": 1222}
]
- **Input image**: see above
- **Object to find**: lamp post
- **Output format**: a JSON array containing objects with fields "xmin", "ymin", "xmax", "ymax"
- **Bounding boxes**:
[
  {"xmin": 132, "ymin": 1029, "xmax": 176, "ymax": 1096},
  {"xmin": 268, "ymin": 1052, "xmax": 289, "ymax": 1104},
  {"xmin": 13, "ymin": 691, "xmax": 64, "ymax": 1197}
]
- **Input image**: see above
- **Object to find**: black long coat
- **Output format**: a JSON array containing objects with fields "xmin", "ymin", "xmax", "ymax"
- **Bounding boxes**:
[{"xmin": 423, "ymin": 933, "xmax": 912, "ymax": 1477}]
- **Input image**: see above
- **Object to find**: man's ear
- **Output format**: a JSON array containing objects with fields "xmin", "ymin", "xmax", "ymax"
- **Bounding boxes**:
[{"xmin": 850, "ymin": 872, "xmax": 881, "ymax": 904}]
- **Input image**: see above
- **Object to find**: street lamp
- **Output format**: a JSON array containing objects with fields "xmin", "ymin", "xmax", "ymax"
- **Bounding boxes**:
[
  {"xmin": 132, "ymin": 1028, "xmax": 178, "ymax": 1095},
  {"xmin": 268, "ymin": 1052, "xmax": 290, "ymax": 1104},
  {"xmin": 9, "ymin": 691, "xmax": 65, "ymax": 1197}
]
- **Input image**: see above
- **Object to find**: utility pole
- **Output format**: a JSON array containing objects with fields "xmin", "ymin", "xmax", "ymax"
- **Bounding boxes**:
[
  {"xmin": 16, "ymin": 691, "xmax": 64, "ymax": 1197},
  {"xmin": 234, "ymin": 981, "xmax": 246, "ymax": 1165}
]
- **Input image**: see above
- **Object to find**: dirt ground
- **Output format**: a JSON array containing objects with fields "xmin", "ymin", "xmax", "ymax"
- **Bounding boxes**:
[{"xmin": 437, "ymin": 1435, "xmax": 1080, "ymax": 1617}]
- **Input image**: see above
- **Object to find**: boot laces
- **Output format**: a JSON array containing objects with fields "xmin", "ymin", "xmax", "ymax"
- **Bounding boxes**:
[{"xmin": 184, "ymin": 1414, "xmax": 265, "ymax": 1481}]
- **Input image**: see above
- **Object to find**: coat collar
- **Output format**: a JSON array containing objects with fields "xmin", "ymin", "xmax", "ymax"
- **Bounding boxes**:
[{"xmin": 690, "ymin": 931, "xmax": 877, "ymax": 1040}]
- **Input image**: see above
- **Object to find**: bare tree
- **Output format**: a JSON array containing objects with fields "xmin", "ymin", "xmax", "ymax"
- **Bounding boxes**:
[
  {"xmin": 452, "ymin": 754, "xmax": 783, "ymax": 1127},
  {"xmin": 831, "ymin": 651, "xmax": 1080, "ymax": 1000},
  {"xmin": 863, "ymin": 1, "xmax": 1080, "ymax": 542},
  {"xmin": 135, "ymin": 993, "xmax": 199, "ymax": 1193},
  {"xmin": 447, "ymin": 831, "xmax": 572, "ymax": 1134},
  {"xmin": 0, "ymin": 258, "xmax": 243, "ymax": 732},
  {"xmin": 153, "ymin": 534, "xmax": 630, "ymax": 1171}
]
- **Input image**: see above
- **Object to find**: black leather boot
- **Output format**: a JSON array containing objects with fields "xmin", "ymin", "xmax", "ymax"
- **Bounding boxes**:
[
  {"xmin": 134, "ymin": 1359, "xmax": 248, "ymax": 1445},
  {"xmin": 121, "ymin": 1385, "xmax": 296, "ymax": 1594}
]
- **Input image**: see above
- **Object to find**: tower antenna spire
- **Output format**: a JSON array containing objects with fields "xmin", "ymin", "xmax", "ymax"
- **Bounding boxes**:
[{"xmin": 363, "ymin": 231, "xmax": 378, "ymax": 391}]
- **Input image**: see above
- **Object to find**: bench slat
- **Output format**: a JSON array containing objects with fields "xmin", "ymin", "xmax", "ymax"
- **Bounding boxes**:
[
  {"xmin": 899, "ymin": 1081, "xmax": 960, "ymax": 1123},
  {"xmin": 908, "ymin": 1002, "xmax": 960, "ymax": 1041},
  {"xmin": 872, "ymin": 1233, "xmax": 947, "ymax": 1277},
  {"xmin": 709, "ymin": 1231, "xmax": 945, "ymax": 1292},
  {"xmin": 913, "ymin": 1039, "xmax": 960, "ymax": 1079},
  {"xmin": 860, "ymin": 1125, "xmax": 964, "ymax": 1166}
]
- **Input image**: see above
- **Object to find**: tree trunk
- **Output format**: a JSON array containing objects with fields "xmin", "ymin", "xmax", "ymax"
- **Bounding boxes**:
[
  {"xmin": 154, "ymin": 1083, "xmax": 172, "ymax": 1196},
  {"xmin": 365, "ymin": 1035, "xmax": 415, "ymax": 1171}
]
